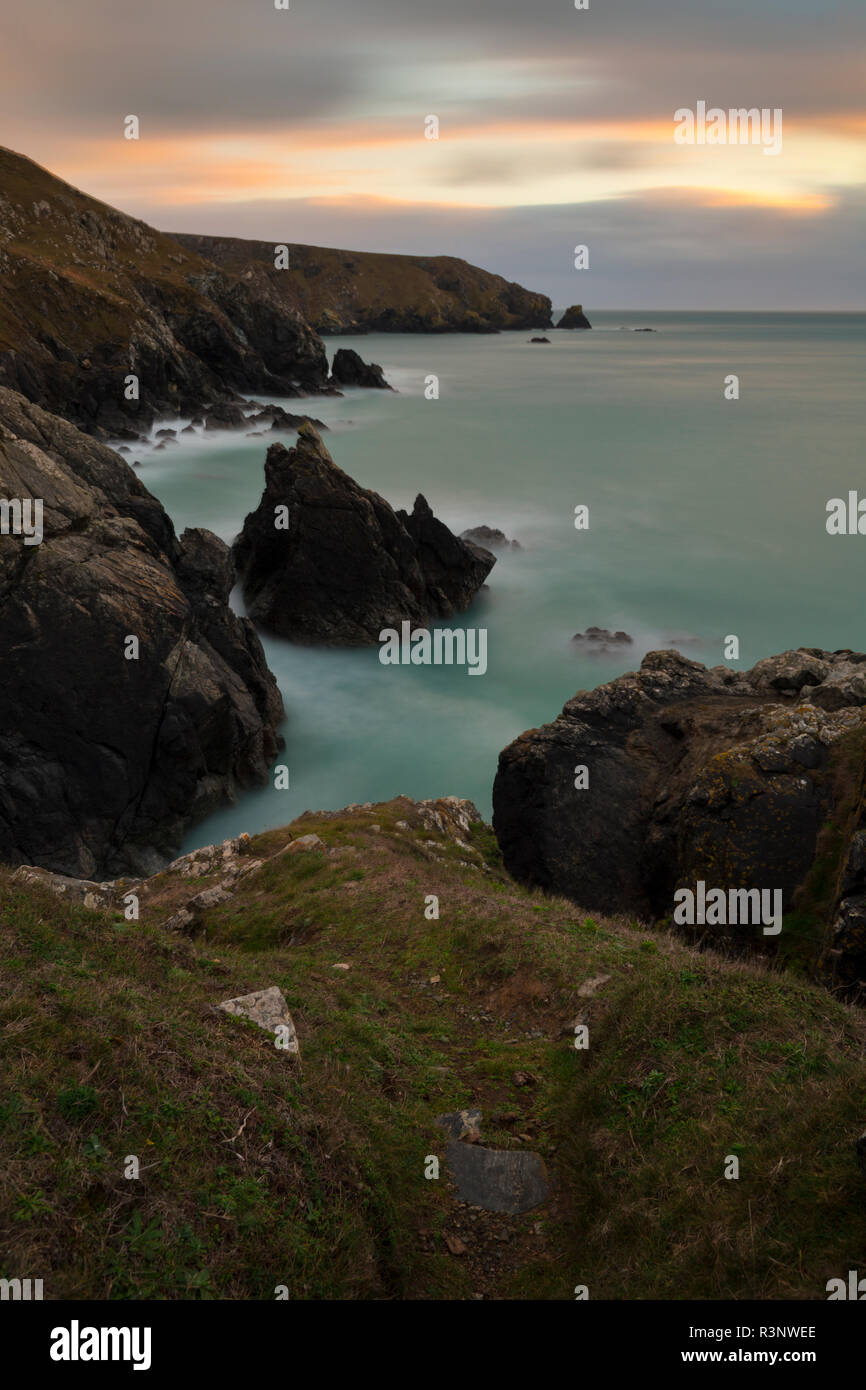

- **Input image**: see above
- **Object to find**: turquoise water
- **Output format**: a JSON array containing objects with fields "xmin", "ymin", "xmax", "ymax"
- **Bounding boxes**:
[{"xmin": 134, "ymin": 311, "xmax": 866, "ymax": 848}]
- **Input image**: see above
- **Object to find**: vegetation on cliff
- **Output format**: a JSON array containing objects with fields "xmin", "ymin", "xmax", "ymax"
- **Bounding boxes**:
[{"xmin": 2, "ymin": 797, "xmax": 864, "ymax": 1300}]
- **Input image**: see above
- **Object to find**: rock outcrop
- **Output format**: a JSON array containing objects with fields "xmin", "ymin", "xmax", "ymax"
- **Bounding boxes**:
[
  {"xmin": 493, "ymin": 648, "xmax": 866, "ymax": 979},
  {"xmin": 0, "ymin": 386, "xmax": 283, "ymax": 879},
  {"xmin": 233, "ymin": 423, "xmax": 495, "ymax": 643},
  {"xmin": 460, "ymin": 525, "xmax": 521, "ymax": 552},
  {"xmin": 0, "ymin": 146, "xmax": 331, "ymax": 439},
  {"xmin": 557, "ymin": 304, "xmax": 592, "ymax": 329},
  {"xmin": 329, "ymin": 348, "xmax": 392, "ymax": 390},
  {"xmin": 572, "ymin": 627, "xmax": 633, "ymax": 651},
  {"xmin": 173, "ymin": 233, "xmax": 554, "ymax": 335}
]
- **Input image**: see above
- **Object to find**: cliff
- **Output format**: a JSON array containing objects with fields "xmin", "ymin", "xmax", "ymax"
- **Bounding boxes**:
[
  {"xmin": 0, "ymin": 147, "xmax": 330, "ymax": 439},
  {"xmin": 173, "ymin": 232, "xmax": 553, "ymax": 335},
  {"xmin": 0, "ymin": 386, "xmax": 283, "ymax": 878}
]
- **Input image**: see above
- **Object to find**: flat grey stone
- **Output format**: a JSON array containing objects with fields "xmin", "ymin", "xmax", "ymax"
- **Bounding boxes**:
[
  {"xmin": 11, "ymin": 865, "xmax": 115, "ymax": 910},
  {"xmin": 445, "ymin": 1141, "xmax": 549, "ymax": 1214},
  {"xmin": 216, "ymin": 986, "xmax": 299, "ymax": 1055},
  {"xmin": 188, "ymin": 884, "xmax": 232, "ymax": 911}
]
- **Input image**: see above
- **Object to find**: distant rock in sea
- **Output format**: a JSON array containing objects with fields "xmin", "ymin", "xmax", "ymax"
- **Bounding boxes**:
[
  {"xmin": 205, "ymin": 402, "xmax": 248, "ymax": 430},
  {"xmin": 0, "ymin": 386, "xmax": 283, "ymax": 880},
  {"xmin": 245, "ymin": 403, "xmax": 327, "ymax": 432},
  {"xmin": 557, "ymin": 304, "xmax": 592, "ymax": 330},
  {"xmin": 529, "ymin": 336, "xmax": 550, "ymax": 344},
  {"xmin": 232, "ymin": 423, "xmax": 495, "ymax": 644},
  {"xmin": 328, "ymin": 348, "xmax": 393, "ymax": 390},
  {"xmin": 460, "ymin": 525, "xmax": 521, "ymax": 552},
  {"xmin": 493, "ymin": 647, "xmax": 866, "ymax": 984},
  {"xmin": 572, "ymin": 627, "xmax": 633, "ymax": 651}
]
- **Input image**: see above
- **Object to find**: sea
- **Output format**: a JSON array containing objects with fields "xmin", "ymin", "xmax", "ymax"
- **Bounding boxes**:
[{"xmin": 131, "ymin": 310, "xmax": 866, "ymax": 850}]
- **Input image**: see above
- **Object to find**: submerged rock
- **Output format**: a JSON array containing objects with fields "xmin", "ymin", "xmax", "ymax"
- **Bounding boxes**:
[
  {"xmin": 0, "ymin": 387, "xmax": 283, "ymax": 880},
  {"xmin": 232, "ymin": 423, "xmax": 495, "ymax": 644},
  {"xmin": 493, "ymin": 647, "xmax": 866, "ymax": 979},
  {"xmin": 572, "ymin": 627, "xmax": 633, "ymax": 651}
]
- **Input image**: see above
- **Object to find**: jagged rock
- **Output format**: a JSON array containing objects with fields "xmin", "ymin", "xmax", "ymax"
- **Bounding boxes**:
[
  {"xmin": 163, "ymin": 835, "xmax": 252, "ymax": 879},
  {"xmin": 0, "ymin": 387, "xmax": 283, "ymax": 879},
  {"xmin": 557, "ymin": 304, "xmax": 592, "ymax": 329},
  {"xmin": 329, "ymin": 348, "xmax": 392, "ymax": 390},
  {"xmin": 529, "ymin": 337, "xmax": 550, "ymax": 344},
  {"xmin": 232, "ymin": 424, "xmax": 495, "ymax": 643},
  {"xmin": 493, "ymin": 648, "xmax": 866, "ymax": 975},
  {"xmin": 460, "ymin": 526, "xmax": 521, "ymax": 552},
  {"xmin": 216, "ymin": 985, "xmax": 299, "ymax": 1054},
  {"xmin": 572, "ymin": 627, "xmax": 633, "ymax": 651}
]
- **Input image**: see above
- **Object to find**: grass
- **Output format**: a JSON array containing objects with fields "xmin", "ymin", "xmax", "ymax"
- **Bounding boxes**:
[{"xmin": 1, "ymin": 796, "xmax": 865, "ymax": 1300}]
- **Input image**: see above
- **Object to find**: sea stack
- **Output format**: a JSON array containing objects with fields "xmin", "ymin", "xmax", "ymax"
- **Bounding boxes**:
[
  {"xmin": 232, "ymin": 423, "xmax": 495, "ymax": 644},
  {"xmin": 557, "ymin": 304, "xmax": 592, "ymax": 329}
]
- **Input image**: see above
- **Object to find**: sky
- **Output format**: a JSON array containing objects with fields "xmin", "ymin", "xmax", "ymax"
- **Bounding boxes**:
[{"xmin": 1, "ymin": 0, "xmax": 864, "ymax": 308}]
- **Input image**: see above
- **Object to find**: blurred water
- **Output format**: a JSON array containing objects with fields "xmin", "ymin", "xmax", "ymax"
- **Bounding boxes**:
[{"xmin": 131, "ymin": 311, "xmax": 866, "ymax": 845}]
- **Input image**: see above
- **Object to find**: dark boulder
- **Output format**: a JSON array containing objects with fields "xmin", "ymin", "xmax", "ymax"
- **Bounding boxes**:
[
  {"xmin": 232, "ymin": 423, "xmax": 494, "ymax": 644},
  {"xmin": 204, "ymin": 402, "xmax": 248, "ymax": 430},
  {"xmin": 0, "ymin": 387, "xmax": 283, "ymax": 879},
  {"xmin": 329, "ymin": 348, "xmax": 392, "ymax": 390},
  {"xmin": 493, "ymin": 648, "xmax": 866, "ymax": 977},
  {"xmin": 557, "ymin": 304, "xmax": 592, "ymax": 329}
]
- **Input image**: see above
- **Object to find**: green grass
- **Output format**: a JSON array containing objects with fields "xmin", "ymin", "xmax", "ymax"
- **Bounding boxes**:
[{"xmin": 1, "ymin": 796, "xmax": 865, "ymax": 1300}]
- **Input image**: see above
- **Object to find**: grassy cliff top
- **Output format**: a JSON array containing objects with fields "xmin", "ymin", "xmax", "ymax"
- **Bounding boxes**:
[
  {"xmin": 171, "ymin": 232, "xmax": 553, "ymax": 334},
  {"xmin": 2, "ymin": 796, "xmax": 864, "ymax": 1300}
]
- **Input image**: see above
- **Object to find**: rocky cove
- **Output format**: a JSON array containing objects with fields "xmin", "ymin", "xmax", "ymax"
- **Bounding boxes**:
[
  {"xmin": 2, "ymin": 142, "xmax": 866, "ymax": 1312},
  {"xmin": 2, "ymin": 146, "xmax": 866, "ymax": 1003}
]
